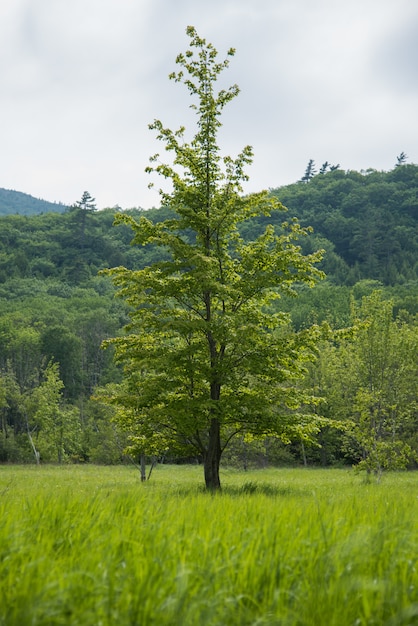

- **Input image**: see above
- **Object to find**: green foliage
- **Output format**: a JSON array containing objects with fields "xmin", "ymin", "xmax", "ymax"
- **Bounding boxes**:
[
  {"xmin": 221, "ymin": 434, "xmax": 298, "ymax": 469},
  {"xmin": 270, "ymin": 165, "xmax": 418, "ymax": 285},
  {"xmin": 24, "ymin": 362, "xmax": 82, "ymax": 463},
  {"xmin": 0, "ymin": 370, "xmax": 28, "ymax": 461},
  {"xmin": 104, "ymin": 27, "xmax": 326, "ymax": 490},
  {"xmin": 316, "ymin": 291, "xmax": 418, "ymax": 475},
  {"xmin": 75, "ymin": 191, "xmax": 96, "ymax": 212},
  {"xmin": 0, "ymin": 282, "xmax": 127, "ymax": 462}
]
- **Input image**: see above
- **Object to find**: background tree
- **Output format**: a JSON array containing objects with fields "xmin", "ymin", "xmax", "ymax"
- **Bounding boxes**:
[
  {"xmin": 395, "ymin": 151, "xmax": 408, "ymax": 167},
  {"xmin": 25, "ymin": 362, "xmax": 82, "ymax": 463},
  {"xmin": 104, "ymin": 26, "xmax": 325, "ymax": 490},
  {"xmin": 72, "ymin": 191, "xmax": 97, "ymax": 254},
  {"xmin": 40, "ymin": 326, "xmax": 83, "ymax": 399},
  {"xmin": 0, "ymin": 370, "xmax": 26, "ymax": 462},
  {"xmin": 75, "ymin": 191, "xmax": 96, "ymax": 213},
  {"xmin": 0, "ymin": 315, "xmax": 42, "ymax": 392},
  {"xmin": 324, "ymin": 291, "xmax": 417, "ymax": 476},
  {"xmin": 300, "ymin": 159, "xmax": 317, "ymax": 183}
]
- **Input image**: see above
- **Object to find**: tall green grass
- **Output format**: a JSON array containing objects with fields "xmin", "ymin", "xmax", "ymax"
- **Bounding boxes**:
[{"xmin": 1, "ymin": 465, "xmax": 417, "ymax": 625}]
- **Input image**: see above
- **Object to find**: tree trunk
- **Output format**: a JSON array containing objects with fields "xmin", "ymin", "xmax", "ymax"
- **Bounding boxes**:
[
  {"xmin": 301, "ymin": 439, "xmax": 308, "ymax": 467},
  {"xmin": 140, "ymin": 453, "xmax": 146, "ymax": 482},
  {"xmin": 319, "ymin": 430, "xmax": 327, "ymax": 467},
  {"xmin": 27, "ymin": 429, "xmax": 40, "ymax": 465},
  {"xmin": 204, "ymin": 418, "xmax": 222, "ymax": 490}
]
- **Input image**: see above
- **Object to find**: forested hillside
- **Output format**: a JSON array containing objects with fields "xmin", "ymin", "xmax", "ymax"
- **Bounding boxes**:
[
  {"xmin": 270, "ymin": 164, "xmax": 418, "ymax": 285},
  {"xmin": 0, "ymin": 188, "xmax": 68, "ymax": 216},
  {"xmin": 0, "ymin": 166, "xmax": 417, "ymax": 468}
]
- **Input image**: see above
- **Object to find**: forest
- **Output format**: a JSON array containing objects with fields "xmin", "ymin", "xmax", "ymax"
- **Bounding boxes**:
[{"xmin": 0, "ymin": 164, "xmax": 417, "ymax": 470}]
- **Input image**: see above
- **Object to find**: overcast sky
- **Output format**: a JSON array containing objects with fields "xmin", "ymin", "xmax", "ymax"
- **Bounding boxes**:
[{"xmin": 1, "ymin": 0, "xmax": 417, "ymax": 209}]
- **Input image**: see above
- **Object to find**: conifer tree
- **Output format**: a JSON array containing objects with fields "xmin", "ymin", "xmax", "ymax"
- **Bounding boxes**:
[
  {"xmin": 395, "ymin": 151, "xmax": 408, "ymax": 167},
  {"xmin": 300, "ymin": 159, "xmax": 317, "ymax": 183}
]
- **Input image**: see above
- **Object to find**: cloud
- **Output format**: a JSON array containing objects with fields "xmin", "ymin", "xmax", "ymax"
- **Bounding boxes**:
[
  {"xmin": 0, "ymin": 0, "xmax": 417, "ymax": 208},
  {"xmin": 373, "ymin": 14, "xmax": 418, "ymax": 95}
]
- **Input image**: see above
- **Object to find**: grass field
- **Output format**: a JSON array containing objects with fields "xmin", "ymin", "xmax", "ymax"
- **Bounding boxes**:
[{"xmin": 0, "ymin": 464, "xmax": 417, "ymax": 625}]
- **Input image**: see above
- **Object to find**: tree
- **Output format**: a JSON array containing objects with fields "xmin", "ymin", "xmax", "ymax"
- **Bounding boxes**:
[
  {"xmin": 300, "ymin": 159, "xmax": 317, "ymax": 183},
  {"xmin": 325, "ymin": 291, "xmax": 417, "ymax": 477},
  {"xmin": 0, "ymin": 315, "xmax": 42, "ymax": 392},
  {"xmin": 26, "ymin": 361, "xmax": 81, "ymax": 463},
  {"xmin": 72, "ymin": 191, "xmax": 96, "ymax": 252},
  {"xmin": 395, "ymin": 152, "xmax": 408, "ymax": 167},
  {"xmin": 103, "ymin": 26, "xmax": 325, "ymax": 490},
  {"xmin": 318, "ymin": 162, "xmax": 340, "ymax": 175},
  {"xmin": 75, "ymin": 191, "xmax": 96, "ymax": 212},
  {"xmin": 40, "ymin": 326, "xmax": 83, "ymax": 400}
]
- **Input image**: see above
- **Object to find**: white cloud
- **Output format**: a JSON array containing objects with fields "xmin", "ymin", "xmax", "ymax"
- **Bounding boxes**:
[{"xmin": 0, "ymin": 0, "xmax": 417, "ymax": 208}]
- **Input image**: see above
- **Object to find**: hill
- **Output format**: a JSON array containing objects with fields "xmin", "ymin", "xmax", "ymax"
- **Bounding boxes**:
[
  {"xmin": 268, "ymin": 164, "xmax": 418, "ymax": 285},
  {"xmin": 0, "ymin": 187, "xmax": 68, "ymax": 216}
]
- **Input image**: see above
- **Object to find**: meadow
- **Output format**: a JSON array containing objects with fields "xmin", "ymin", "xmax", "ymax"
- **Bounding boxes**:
[{"xmin": 0, "ymin": 464, "xmax": 417, "ymax": 626}]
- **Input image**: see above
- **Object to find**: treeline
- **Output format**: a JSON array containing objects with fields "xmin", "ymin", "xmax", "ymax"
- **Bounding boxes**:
[
  {"xmin": 0, "ymin": 204, "xmax": 173, "ymax": 284},
  {"xmin": 0, "ymin": 168, "xmax": 417, "ymax": 468}
]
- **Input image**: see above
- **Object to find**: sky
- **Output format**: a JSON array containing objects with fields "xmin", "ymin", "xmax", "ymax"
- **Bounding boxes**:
[{"xmin": 1, "ymin": 0, "xmax": 418, "ymax": 210}]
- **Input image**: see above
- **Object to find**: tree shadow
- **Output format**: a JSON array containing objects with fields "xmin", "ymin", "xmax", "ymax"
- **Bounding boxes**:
[{"xmin": 192, "ymin": 481, "xmax": 307, "ymax": 498}]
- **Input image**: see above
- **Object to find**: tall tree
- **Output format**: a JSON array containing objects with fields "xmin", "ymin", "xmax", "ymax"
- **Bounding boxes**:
[
  {"xmin": 40, "ymin": 326, "xmax": 83, "ymax": 400},
  {"xmin": 26, "ymin": 362, "xmax": 81, "ymax": 463},
  {"xmin": 72, "ymin": 191, "xmax": 96, "ymax": 252},
  {"xmin": 395, "ymin": 152, "xmax": 408, "ymax": 167},
  {"xmin": 104, "ymin": 26, "xmax": 325, "ymax": 490},
  {"xmin": 75, "ymin": 191, "xmax": 96, "ymax": 212},
  {"xmin": 300, "ymin": 159, "xmax": 317, "ymax": 183}
]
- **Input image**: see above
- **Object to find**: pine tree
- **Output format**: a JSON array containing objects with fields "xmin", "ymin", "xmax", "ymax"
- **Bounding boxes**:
[
  {"xmin": 300, "ymin": 159, "xmax": 317, "ymax": 183},
  {"xmin": 395, "ymin": 152, "xmax": 408, "ymax": 167}
]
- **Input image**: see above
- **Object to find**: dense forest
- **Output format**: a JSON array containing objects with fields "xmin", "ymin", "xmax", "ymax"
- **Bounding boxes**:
[{"xmin": 0, "ymin": 166, "xmax": 417, "ymax": 469}]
